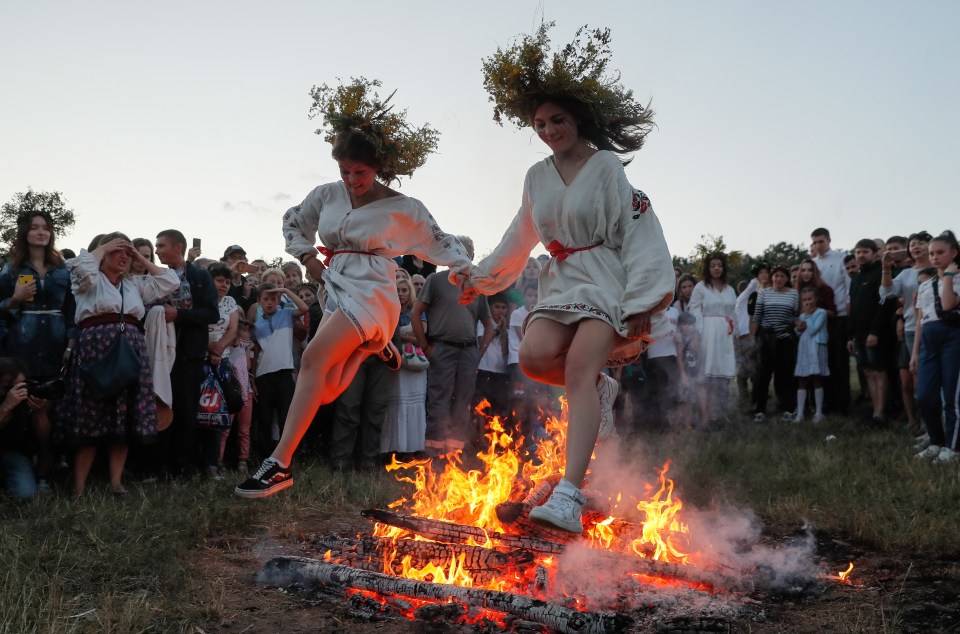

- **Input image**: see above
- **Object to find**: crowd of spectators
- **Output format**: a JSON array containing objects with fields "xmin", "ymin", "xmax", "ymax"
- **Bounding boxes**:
[{"xmin": 1, "ymin": 214, "xmax": 958, "ymax": 500}]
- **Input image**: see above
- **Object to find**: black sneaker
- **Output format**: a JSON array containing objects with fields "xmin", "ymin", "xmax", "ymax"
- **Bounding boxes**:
[
  {"xmin": 378, "ymin": 341, "xmax": 402, "ymax": 371},
  {"xmin": 234, "ymin": 457, "xmax": 293, "ymax": 498}
]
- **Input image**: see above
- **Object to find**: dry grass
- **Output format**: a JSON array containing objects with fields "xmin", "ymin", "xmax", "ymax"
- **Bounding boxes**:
[{"xmin": 2, "ymin": 413, "xmax": 958, "ymax": 632}]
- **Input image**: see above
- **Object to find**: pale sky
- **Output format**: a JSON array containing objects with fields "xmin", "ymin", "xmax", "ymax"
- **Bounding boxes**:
[{"xmin": 1, "ymin": 1, "xmax": 957, "ymax": 264}]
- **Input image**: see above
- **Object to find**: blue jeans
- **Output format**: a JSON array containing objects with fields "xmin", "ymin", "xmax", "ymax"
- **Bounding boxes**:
[
  {"xmin": 916, "ymin": 320, "xmax": 960, "ymax": 449},
  {"xmin": 1, "ymin": 451, "xmax": 37, "ymax": 500}
]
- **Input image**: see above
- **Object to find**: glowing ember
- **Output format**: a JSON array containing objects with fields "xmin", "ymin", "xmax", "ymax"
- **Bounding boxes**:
[{"xmin": 838, "ymin": 562, "xmax": 854, "ymax": 583}]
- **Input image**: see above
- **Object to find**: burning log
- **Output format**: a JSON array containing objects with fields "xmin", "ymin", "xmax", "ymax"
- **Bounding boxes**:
[
  {"xmin": 321, "ymin": 535, "xmax": 534, "ymax": 572},
  {"xmin": 362, "ymin": 508, "xmax": 568, "ymax": 555},
  {"xmin": 260, "ymin": 556, "xmax": 634, "ymax": 634}
]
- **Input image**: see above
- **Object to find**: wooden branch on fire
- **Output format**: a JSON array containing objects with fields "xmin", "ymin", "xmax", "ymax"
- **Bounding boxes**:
[
  {"xmin": 364, "ymin": 508, "xmax": 752, "ymax": 593},
  {"xmin": 361, "ymin": 508, "xmax": 568, "ymax": 554},
  {"xmin": 318, "ymin": 535, "xmax": 534, "ymax": 572},
  {"xmin": 259, "ymin": 556, "xmax": 634, "ymax": 634}
]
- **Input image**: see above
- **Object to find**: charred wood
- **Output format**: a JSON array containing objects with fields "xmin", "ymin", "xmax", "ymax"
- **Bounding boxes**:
[{"xmin": 260, "ymin": 556, "xmax": 634, "ymax": 634}]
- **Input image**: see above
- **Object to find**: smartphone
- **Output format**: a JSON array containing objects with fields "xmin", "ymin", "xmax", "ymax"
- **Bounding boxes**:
[
  {"xmin": 192, "ymin": 238, "xmax": 201, "ymax": 249},
  {"xmin": 888, "ymin": 249, "xmax": 909, "ymax": 262},
  {"xmin": 17, "ymin": 274, "xmax": 35, "ymax": 302},
  {"xmin": 239, "ymin": 262, "xmax": 256, "ymax": 274}
]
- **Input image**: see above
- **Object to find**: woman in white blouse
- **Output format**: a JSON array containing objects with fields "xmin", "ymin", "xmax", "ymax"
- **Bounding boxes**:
[
  {"xmin": 688, "ymin": 254, "xmax": 738, "ymax": 424},
  {"xmin": 59, "ymin": 233, "xmax": 179, "ymax": 496}
]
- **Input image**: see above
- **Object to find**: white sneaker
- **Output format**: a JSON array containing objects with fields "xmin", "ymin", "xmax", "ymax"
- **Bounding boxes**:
[
  {"xmin": 528, "ymin": 478, "xmax": 587, "ymax": 533},
  {"xmin": 791, "ymin": 412, "xmax": 803, "ymax": 424},
  {"xmin": 781, "ymin": 411, "xmax": 796, "ymax": 422},
  {"xmin": 934, "ymin": 447, "xmax": 958, "ymax": 463},
  {"xmin": 812, "ymin": 413, "xmax": 824, "ymax": 424},
  {"xmin": 753, "ymin": 413, "xmax": 765, "ymax": 423},
  {"xmin": 596, "ymin": 374, "xmax": 619, "ymax": 440},
  {"xmin": 915, "ymin": 445, "xmax": 941, "ymax": 460},
  {"xmin": 913, "ymin": 435, "xmax": 931, "ymax": 450}
]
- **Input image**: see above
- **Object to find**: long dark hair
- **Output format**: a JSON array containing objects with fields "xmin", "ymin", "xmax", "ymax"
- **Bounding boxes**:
[
  {"xmin": 10, "ymin": 212, "xmax": 63, "ymax": 270},
  {"xmin": 701, "ymin": 253, "xmax": 728, "ymax": 288},
  {"xmin": 531, "ymin": 94, "xmax": 654, "ymax": 166}
]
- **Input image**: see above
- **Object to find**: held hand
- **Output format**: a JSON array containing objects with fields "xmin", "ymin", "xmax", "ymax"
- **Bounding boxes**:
[
  {"xmin": 187, "ymin": 246, "xmax": 201, "ymax": 261},
  {"xmin": 796, "ymin": 320, "xmax": 807, "ymax": 332},
  {"xmin": 209, "ymin": 353, "xmax": 221, "ymax": 367},
  {"xmin": 455, "ymin": 274, "xmax": 479, "ymax": 305},
  {"xmin": 625, "ymin": 312, "xmax": 652, "ymax": 340},
  {"xmin": 909, "ymin": 355, "xmax": 918, "ymax": 375},
  {"xmin": 62, "ymin": 347, "xmax": 73, "ymax": 366},
  {"xmin": 725, "ymin": 316, "xmax": 735, "ymax": 336},
  {"xmin": 26, "ymin": 395, "xmax": 46, "ymax": 411},
  {"xmin": 163, "ymin": 305, "xmax": 178, "ymax": 322},
  {"xmin": 866, "ymin": 334, "xmax": 878, "ymax": 347},
  {"xmin": 304, "ymin": 258, "xmax": 325, "ymax": 284},
  {"xmin": 2, "ymin": 381, "xmax": 29, "ymax": 411},
  {"xmin": 12, "ymin": 281, "xmax": 38, "ymax": 302},
  {"xmin": 424, "ymin": 343, "xmax": 435, "ymax": 360}
]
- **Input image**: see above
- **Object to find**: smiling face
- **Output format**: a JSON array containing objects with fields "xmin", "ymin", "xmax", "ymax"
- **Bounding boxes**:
[
  {"xmin": 26, "ymin": 215, "xmax": 52, "ymax": 248},
  {"xmin": 154, "ymin": 236, "xmax": 184, "ymax": 267},
  {"xmin": 909, "ymin": 237, "xmax": 930, "ymax": 263},
  {"xmin": 533, "ymin": 102, "xmax": 580, "ymax": 156},
  {"xmin": 338, "ymin": 159, "xmax": 379, "ymax": 199},
  {"xmin": 213, "ymin": 275, "xmax": 231, "ymax": 299}
]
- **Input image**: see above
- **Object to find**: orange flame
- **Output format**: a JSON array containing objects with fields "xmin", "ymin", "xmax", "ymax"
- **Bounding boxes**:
[
  {"xmin": 838, "ymin": 562, "xmax": 854, "ymax": 583},
  {"xmin": 376, "ymin": 397, "xmax": 691, "ymax": 591}
]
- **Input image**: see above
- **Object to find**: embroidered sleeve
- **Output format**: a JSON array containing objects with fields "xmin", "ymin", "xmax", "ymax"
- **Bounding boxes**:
[{"xmin": 283, "ymin": 187, "xmax": 324, "ymax": 261}]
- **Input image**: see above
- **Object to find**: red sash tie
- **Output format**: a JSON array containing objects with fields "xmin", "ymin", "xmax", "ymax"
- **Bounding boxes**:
[
  {"xmin": 545, "ymin": 239, "xmax": 603, "ymax": 262},
  {"xmin": 317, "ymin": 246, "xmax": 378, "ymax": 267}
]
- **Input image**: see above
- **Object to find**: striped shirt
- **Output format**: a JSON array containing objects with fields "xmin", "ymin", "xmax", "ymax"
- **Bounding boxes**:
[{"xmin": 753, "ymin": 288, "xmax": 799, "ymax": 339}]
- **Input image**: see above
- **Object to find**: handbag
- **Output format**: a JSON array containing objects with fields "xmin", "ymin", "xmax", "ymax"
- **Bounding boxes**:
[
  {"xmin": 400, "ymin": 342, "xmax": 430, "ymax": 371},
  {"xmin": 79, "ymin": 285, "xmax": 142, "ymax": 400},
  {"xmin": 932, "ymin": 278, "xmax": 960, "ymax": 327},
  {"xmin": 213, "ymin": 357, "xmax": 244, "ymax": 414},
  {"xmin": 395, "ymin": 324, "xmax": 429, "ymax": 371}
]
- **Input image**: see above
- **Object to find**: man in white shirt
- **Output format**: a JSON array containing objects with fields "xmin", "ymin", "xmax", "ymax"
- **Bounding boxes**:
[{"xmin": 811, "ymin": 227, "xmax": 851, "ymax": 415}]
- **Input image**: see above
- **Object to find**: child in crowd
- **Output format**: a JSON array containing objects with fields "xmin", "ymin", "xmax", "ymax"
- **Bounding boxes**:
[
  {"xmin": 792, "ymin": 288, "xmax": 829, "ymax": 423},
  {"xmin": 204, "ymin": 264, "xmax": 240, "ymax": 478},
  {"xmin": 676, "ymin": 311, "xmax": 705, "ymax": 428},
  {"xmin": 227, "ymin": 319, "xmax": 256, "ymax": 471},
  {"xmin": 474, "ymin": 293, "xmax": 511, "ymax": 425},
  {"xmin": 508, "ymin": 283, "xmax": 549, "ymax": 452},
  {"xmin": 251, "ymin": 282, "xmax": 308, "ymax": 453}
]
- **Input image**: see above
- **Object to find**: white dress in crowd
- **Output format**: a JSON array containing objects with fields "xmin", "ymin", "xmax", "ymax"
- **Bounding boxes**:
[
  {"xmin": 687, "ymin": 280, "xmax": 737, "ymax": 379},
  {"xmin": 466, "ymin": 151, "xmax": 675, "ymax": 366},
  {"xmin": 381, "ymin": 314, "xmax": 427, "ymax": 454},
  {"xmin": 282, "ymin": 182, "xmax": 475, "ymax": 355}
]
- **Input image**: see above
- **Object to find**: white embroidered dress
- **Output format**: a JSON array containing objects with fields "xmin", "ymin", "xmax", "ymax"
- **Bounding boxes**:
[
  {"xmin": 466, "ymin": 151, "xmax": 674, "ymax": 366},
  {"xmin": 687, "ymin": 281, "xmax": 737, "ymax": 379},
  {"xmin": 282, "ymin": 182, "xmax": 474, "ymax": 352}
]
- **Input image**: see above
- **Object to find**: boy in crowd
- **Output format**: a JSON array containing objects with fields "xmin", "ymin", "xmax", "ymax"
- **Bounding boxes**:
[{"xmin": 251, "ymin": 282, "xmax": 308, "ymax": 453}]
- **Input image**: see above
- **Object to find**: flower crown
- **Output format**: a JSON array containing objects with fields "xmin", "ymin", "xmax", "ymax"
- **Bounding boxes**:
[
  {"xmin": 481, "ymin": 22, "xmax": 649, "ymax": 133},
  {"xmin": 307, "ymin": 77, "xmax": 439, "ymax": 182}
]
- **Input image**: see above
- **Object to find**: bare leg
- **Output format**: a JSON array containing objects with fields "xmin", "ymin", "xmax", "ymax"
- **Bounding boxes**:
[
  {"xmin": 899, "ymin": 367, "xmax": 918, "ymax": 429},
  {"xmin": 73, "ymin": 446, "xmax": 97, "ymax": 497},
  {"xmin": 108, "ymin": 444, "xmax": 128, "ymax": 492},
  {"xmin": 271, "ymin": 310, "xmax": 364, "ymax": 466},
  {"xmin": 520, "ymin": 318, "xmax": 617, "ymax": 488}
]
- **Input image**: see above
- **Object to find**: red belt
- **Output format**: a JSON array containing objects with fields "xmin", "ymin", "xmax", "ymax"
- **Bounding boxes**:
[
  {"xmin": 545, "ymin": 239, "xmax": 603, "ymax": 262},
  {"xmin": 79, "ymin": 313, "xmax": 143, "ymax": 331},
  {"xmin": 317, "ymin": 246, "xmax": 377, "ymax": 267}
]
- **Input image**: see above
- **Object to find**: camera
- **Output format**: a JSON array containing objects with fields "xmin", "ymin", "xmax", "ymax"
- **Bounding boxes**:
[{"xmin": 25, "ymin": 377, "xmax": 65, "ymax": 401}]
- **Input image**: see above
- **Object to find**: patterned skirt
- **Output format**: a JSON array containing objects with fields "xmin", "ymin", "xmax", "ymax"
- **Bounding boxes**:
[{"xmin": 56, "ymin": 322, "xmax": 157, "ymax": 445}]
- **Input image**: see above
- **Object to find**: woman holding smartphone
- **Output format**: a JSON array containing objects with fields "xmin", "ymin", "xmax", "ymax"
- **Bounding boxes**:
[{"xmin": 0, "ymin": 211, "xmax": 77, "ymax": 492}]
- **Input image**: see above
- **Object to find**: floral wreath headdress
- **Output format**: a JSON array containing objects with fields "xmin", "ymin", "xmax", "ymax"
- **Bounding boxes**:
[
  {"xmin": 481, "ymin": 22, "xmax": 653, "ymax": 157},
  {"xmin": 308, "ymin": 77, "xmax": 440, "ymax": 183}
]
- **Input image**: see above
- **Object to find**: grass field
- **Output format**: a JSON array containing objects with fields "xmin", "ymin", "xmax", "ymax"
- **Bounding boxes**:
[{"xmin": 2, "ymin": 410, "xmax": 959, "ymax": 633}]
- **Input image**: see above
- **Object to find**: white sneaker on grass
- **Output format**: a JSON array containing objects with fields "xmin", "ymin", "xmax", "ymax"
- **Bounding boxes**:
[
  {"xmin": 528, "ymin": 478, "xmax": 586, "ymax": 534},
  {"xmin": 913, "ymin": 435, "xmax": 931, "ymax": 451},
  {"xmin": 915, "ymin": 445, "xmax": 941, "ymax": 460},
  {"xmin": 812, "ymin": 413, "xmax": 824, "ymax": 424},
  {"xmin": 934, "ymin": 447, "xmax": 958, "ymax": 463}
]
